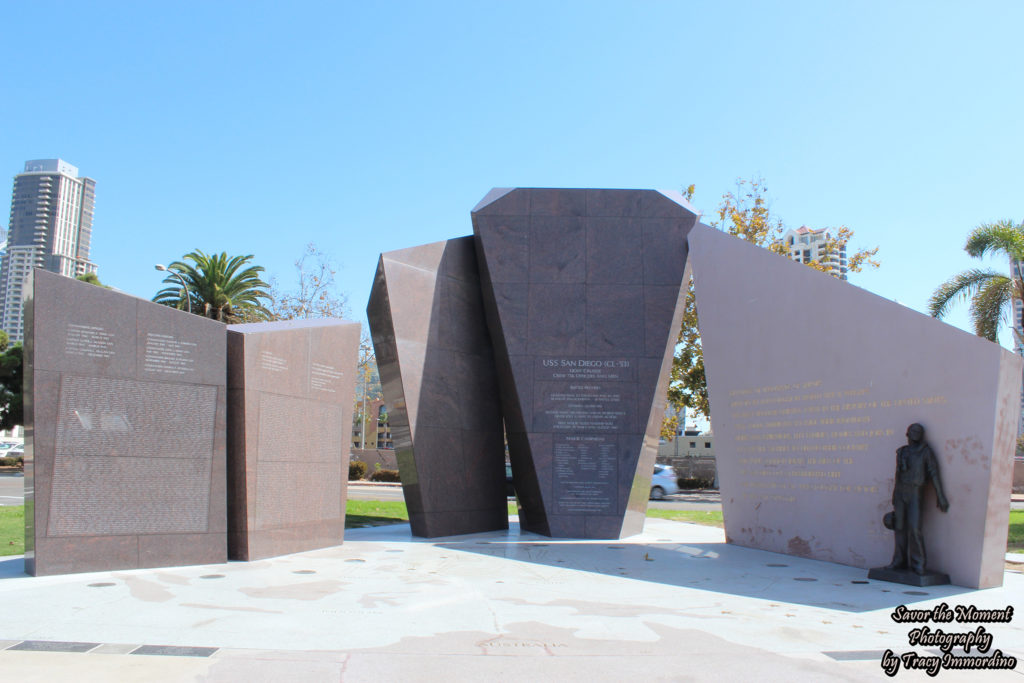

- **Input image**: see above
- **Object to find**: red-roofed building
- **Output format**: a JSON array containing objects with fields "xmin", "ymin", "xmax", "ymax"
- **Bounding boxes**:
[{"xmin": 783, "ymin": 226, "xmax": 848, "ymax": 280}]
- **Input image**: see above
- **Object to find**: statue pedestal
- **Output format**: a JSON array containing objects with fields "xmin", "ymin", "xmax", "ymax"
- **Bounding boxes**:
[{"xmin": 868, "ymin": 566, "xmax": 950, "ymax": 587}]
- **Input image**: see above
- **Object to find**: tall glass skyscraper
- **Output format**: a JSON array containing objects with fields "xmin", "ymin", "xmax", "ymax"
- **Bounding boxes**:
[{"xmin": 1, "ymin": 159, "xmax": 97, "ymax": 342}]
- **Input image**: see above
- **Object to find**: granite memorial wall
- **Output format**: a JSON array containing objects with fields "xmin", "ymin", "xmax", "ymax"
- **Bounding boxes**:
[
  {"xmin": 25, "ymin": 270, "xmax": 228, "ymax": 575},
  {"xmin": 471, "ymin": 188, "xmax": 697, "ymax": 538},
  {"xmin": 689, "ymin": 223, "xmax": 1021, "ymax": 589},
  {"xmin": 226, "ymin": 318, "xmax": 360, "ymax": 559},
  {"xmin": 367, "ymin": 238, "xmax": 508, "ymax": 537}
]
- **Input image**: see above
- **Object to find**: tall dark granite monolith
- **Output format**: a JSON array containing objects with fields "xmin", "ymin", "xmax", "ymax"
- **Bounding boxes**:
[
  {"xmin": 471, "ymin": 188, "xmax": 697, "ymax": 538},
  {"xmin": 226, "ymin": 318, "xmax": 360, "ymax": 560},
  {"xmin": 367, "ymin": 236, "xmax": 508, "ymax": 537},
  {"xmin": 25, "ymin": 269, "xmax": 227, "ymax": 575}
]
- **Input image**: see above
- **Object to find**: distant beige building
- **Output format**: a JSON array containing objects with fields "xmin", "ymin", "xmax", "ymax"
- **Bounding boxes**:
[
  {"xmin": 657, "ymin": 432, "xmax": 715, "ymax": 482},
  {"xmin": 351, "ymin": 397, "xmax": 392, "ymax": 450}
]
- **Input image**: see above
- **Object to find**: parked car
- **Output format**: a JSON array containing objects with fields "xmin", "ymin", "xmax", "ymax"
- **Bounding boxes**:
[{"xmin": 650, "ymin": 464, "xmax": 679, "ymax": 500}]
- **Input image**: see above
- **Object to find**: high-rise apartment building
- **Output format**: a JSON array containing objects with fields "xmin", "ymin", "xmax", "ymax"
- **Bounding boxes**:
[
  {"xmin": 1010, "ymin": 258, "xmax": 1024, "ymax": 437},
  {"xmin": 2, "ymin": 159, "xmax": 97, "ymax": 342},
  {"xmin": 782, "ymin": 226, "xmax": 848, "ymax": 280}
]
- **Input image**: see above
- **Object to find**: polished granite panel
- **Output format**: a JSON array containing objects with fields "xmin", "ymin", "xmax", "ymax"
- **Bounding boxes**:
[
  {"xmin": 473, "ymin": 188, "xmax": 696, "ymax": 539},
  {"xmin": 689, "ymin": 223, "xmax": 1022, "ymax": 589},
  {"xmin": 367, "ymin": 236, "xmax": 508, "ymax": 538},
  {"xmin": 25, "ymin": 269, "xmax": 227, "ymax": 576},
  {"xmin": 225, "ymin": 318, "xmax": 359, "ymax": 560}
]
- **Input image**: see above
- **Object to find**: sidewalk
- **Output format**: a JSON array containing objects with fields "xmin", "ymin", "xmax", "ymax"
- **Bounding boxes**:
[{"xmin": 0, "ymin": 518, "xmax": 1021, "ymax": 681}]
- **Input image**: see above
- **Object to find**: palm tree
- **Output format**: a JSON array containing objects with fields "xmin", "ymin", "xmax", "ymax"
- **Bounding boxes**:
[
  {"xmin": 154, "ymin": 250, "xmax": 272, "ymax": 322},
  {"xmin": 928, "ymin": 220, "xmax": 1024, "ymax": 343}
]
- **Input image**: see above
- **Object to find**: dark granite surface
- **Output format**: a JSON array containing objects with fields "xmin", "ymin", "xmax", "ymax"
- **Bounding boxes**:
[
  {"xmin": 367, "ymin": 236, "xmax": 508, "ymax": 538},
  {"xmin": 25, "ymin": 269, "xmax": 227, "ymax": 576},
  {"xmin": 225, "ymin": 319, "xmax": 359, "ymax": 560},
  {"xmin": 867, "ymin": 567, "xmax": 951, "ymax": 587},
  {"xmin": 472, "ymin": 189, "xmax": 696, "ymax": 539}
]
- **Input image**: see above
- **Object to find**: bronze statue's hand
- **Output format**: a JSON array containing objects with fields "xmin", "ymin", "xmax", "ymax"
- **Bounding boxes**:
[{"xmin": 938, "ymin": 499, "xmax": 949, "ymax": 513}]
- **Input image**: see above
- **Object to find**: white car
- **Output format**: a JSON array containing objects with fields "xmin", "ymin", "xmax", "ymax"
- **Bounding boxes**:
[{"xmin": 650, "ymin": 464, "xmax": 679, "ymax": 500}]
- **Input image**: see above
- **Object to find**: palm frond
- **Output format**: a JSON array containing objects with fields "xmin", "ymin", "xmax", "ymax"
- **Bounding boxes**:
[
  {"xmin": 970, "ymin": 276, "xmax": 1014, "ymax": 342},
  {"xmin": 152, "ymin": 250, "xmax": 272, "ymax": 322},
  {"xmin": 965, "ymin": 220, "xmax": 1024, "ymax": 260},
  {"xmin": 928, "ymin": 269, "xmax": 1007, "ymax": 320}
]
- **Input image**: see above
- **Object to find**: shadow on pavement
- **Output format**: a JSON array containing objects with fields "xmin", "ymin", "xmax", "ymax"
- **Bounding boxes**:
[
  {"xmin": 428, "ymin": 522, "xmax": 976, "ymax": 614},
  {"xmin": 0, "ymin": 555, "xmax": 25, "ymax": 579}
]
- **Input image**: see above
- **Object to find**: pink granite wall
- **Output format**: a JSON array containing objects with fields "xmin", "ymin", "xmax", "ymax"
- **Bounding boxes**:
[
  {"xmin": 226, "ymin": 319, "xmax": 360, "ymax": 560},
  {"xmin": 26, "ymin": 270, "xmax": 227, "ymax": 575},
  {"xmin": 689, "ymin": 223, "xmax": 1021, "ymax": 589}
]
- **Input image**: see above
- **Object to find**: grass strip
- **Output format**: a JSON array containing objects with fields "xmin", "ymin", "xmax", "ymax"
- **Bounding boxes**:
[
  {"xmin": 345, "ymin": 500, "xmax": 410, "ymax": 528},
  {"xmin": 0, "ymin": 505, "xmax": 24, "ymax": 556},
  {"xmin": 646, "ymin": 508, "xmax": 724, "ymax": 528},
  {"xmin": 345, "ymin": 500, "xmax": 519, "ymax": 528},
  {"xmin": 2, "ymin": 503, "xmax": 1022, "ymax": 551},
  {"xmin": 1008, "ymin": 510, "xmax": 1024, "ymax": 552}
]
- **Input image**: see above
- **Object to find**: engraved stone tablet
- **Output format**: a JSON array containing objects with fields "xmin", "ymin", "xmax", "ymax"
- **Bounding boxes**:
[
  {"xmin": 472, "ymin": 189, "xmax": 697, "ymax": 538},
  {"xmin": 367, "ymin": 237, "xmax": 508, "ymax": 537},
  {"xmin": 226, "ymin": 318, "xmax": 359, "ymax": 560},
  {"xmin": 689, "ymin": 223, "xmax": 1022, "ymax": 589},
  {"xmin": 25, "ymin": 269, "xmax": 228, "ymax": 576}
]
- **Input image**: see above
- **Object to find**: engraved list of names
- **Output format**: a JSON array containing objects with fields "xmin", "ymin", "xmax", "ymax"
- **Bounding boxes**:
[
  {"xmin": 310, "ymin": 362, "xmax": 343, "ymax": 393},
  {"xmin": 144, "ymin": 333, "xmax": 197, "ymax": 375},
  {"xmin": 65, "ymin": 323, "xmax": 115, "ymax": 359}
]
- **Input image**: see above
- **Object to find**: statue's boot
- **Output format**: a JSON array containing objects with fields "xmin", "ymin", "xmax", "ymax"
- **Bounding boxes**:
[{"xmin": 885, "ymin": 530, "xmax": 907, "ymax": 570}]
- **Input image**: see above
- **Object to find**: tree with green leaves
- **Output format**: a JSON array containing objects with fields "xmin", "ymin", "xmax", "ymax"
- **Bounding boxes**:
[
  {"xmin": 664, "ymin": 178, "xmax": 880, "ymax": 438},
  {"xmin": 75, "ymin": 272, "xmax": 110, "ymax": 288},
  {"xmin": 928, "ymin": 220, "xmax": 1024, "ymax": 343},
  {"xmin": 154, "ymin": 250, "xmax": 272, "ymax": 322},
  {"xmin": 0, "ymin": 343, "xmax": 23, "ymax": 431}
]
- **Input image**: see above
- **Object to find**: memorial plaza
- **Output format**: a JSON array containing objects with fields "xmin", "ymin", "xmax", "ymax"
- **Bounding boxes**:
[
  {"xmin": 8, "ymin": 188, "xmax": 1022, "ymax": 680},
  {"xmin": 2, "ymin": 515, "xmax": 1023, "ymax": 681}
]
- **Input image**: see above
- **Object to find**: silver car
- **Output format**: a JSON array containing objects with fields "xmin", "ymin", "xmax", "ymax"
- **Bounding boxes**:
[{"xmin": 650, "ymin": 464, "xmax": 679, "ymax": 500}]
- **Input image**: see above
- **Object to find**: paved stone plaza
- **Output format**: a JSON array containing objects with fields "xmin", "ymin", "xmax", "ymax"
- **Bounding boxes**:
[{"xmin": 1, "ymin": 518, "xmax": 1021, "ymax": 681}]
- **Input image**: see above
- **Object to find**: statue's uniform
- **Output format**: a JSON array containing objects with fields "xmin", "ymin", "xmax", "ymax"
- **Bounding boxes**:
[{"xmin": 889, "ymin": 443, "xmax": 947, "ymax": 574}]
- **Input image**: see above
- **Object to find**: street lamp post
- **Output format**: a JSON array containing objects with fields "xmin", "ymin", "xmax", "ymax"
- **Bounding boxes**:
[
  {"xmin": 359, "ymin": 343, "xmax": 371, "ymax": 450},
  {"xmin": 154, "ymin": 264, "xmax": 191, "ymax": 314}
]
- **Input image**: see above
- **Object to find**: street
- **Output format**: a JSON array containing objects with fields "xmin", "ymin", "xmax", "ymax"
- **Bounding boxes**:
[
  {"xmin": 347, "ymin": 483, "xmax": 405, "ymax": 502},
  {"xmin": 0, "ymin": 473, "xmax": 24, "ymax": 507}
]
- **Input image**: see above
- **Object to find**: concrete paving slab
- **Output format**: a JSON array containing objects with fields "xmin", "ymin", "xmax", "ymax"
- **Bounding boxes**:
[{"xmin": 0, "ymin": 518, "xmax": 1021, "ymax": 681}]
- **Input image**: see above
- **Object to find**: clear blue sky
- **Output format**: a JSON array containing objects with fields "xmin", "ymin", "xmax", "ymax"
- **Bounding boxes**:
[{"xmin": 3, "ymin": 2, "xmax": 1022, "ymax": 346}]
